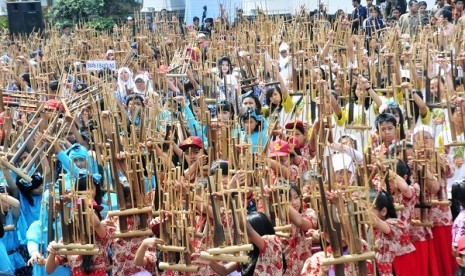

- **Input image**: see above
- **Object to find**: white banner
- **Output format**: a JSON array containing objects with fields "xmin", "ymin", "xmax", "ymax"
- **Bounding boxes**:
[{"xmin": 86, "ymin": 60, "xmax": 116, "ymax": 71}]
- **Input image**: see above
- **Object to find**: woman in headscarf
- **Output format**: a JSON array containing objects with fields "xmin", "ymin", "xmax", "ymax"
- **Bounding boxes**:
[
  {"xmin": 133, "ymin": 74, "xmax": 154, "ymax": 97},
  {"xmin": 116, "ymin": 67, "xmax": 135, "ymax": 104}
]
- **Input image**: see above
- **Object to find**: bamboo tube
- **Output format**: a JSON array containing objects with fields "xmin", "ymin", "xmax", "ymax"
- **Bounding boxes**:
[
  {"xmin": 113, "ymin": 229, "xmax": 153, "ymax": 238},
  {"xmin": 321, "ymin": 252, "xmax": 376, "ymax": 266},
  {"xmin": 273, "ymin": 225, "xmax": 292, "ymax": 232},
  {"xmin": 52, "ymin": 243, "xmax": 96, "ymax": 250},
  {"xmin": 3, "ymin": 225, "xmax": 15, "ymax": 232},
  {"xmin": 431, "ymin": 200, "xmax": 451, "ymax": 206},
  {"xmin": 56, "ymin": 249, "xmax": 99, "ymax": 256},
  {"xmin": 207, "ymin": 244, "xmax": 254, "ymax": 255},
  {"xmin": 411, "ymin": 220, "xmax": 433, "ymax": 227},
  {"xmin": 200, "ymin": 252, "xmax": 250, "ymax": 263},
  {"xmin": 156, "ymin": 245, "xmax": 186, "ymax": 253},
  {"xmin": 158, "ymin": 263, "xmax": 199, "ymax": 273},
  {"xmin": 0, "ymin": 158, "xmax": 32, "ymax": 182}
]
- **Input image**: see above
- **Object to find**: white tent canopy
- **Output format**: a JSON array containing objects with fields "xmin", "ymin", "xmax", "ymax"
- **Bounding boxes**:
[{"xmin": 142, "ymin": 0, "xmax": 441, "ymax": 24}]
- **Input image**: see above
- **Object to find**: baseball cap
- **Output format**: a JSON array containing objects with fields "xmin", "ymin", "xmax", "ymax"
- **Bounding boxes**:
[
  {"xmin": 269, "ymin": 140, "xmax": 291, "ymax": 157},
  {"xmin": 179, "ymin": 136, "xmax": 204, "ymax": 151},
  {"xmin": 285, "ymin": 120, "xmax": 305, "ymax": 134}
]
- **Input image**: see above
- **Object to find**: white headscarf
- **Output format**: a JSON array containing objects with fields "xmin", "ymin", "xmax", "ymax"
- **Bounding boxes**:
[
  {"xmin": 133, "ymin": 73, "xmax": 154, "ymax": 95},
  {"xmin": 117, "ymin": 67, "xmax": 135, "ymax": 97}
]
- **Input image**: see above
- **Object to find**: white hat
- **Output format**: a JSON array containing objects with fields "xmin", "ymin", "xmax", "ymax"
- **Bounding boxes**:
[
  {"xmin": 412, "ymin": 125, "xmax": 434, "ymax": 141},
  {"xmin": 400, "ymin": 69, "xmax": 411, "ymax": 80},
  {"xmin": 279, "ymin": 42, "xmax": 289, "ymax": 52},
  {"xmin": 127, "ymin": 16, "xmax": 134, "ymax": 21},
  {"xmin": 238, "ymin": 50, "xmax": 250, "ymax": 57},
  {"xmin": 197, "ymin": 33, "xmax": 206, "ymax": 39},
  {"xmin": 332, "ymin": 153, "xmax": 355, "ymax": 174}
]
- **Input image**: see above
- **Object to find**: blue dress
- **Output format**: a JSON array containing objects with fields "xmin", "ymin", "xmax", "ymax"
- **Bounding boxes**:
[
  {"xmin": 0, "ymin": 237, "xmax": 14, "ymax": 275},
  {"xmin": 3, "ymin": 211, "xmax": 26, "ymax": 270},
  {"xmin": 26, "ymin": 220, "xmax": 70, "ymax": 276},
  {"xmin": 17, "ymin": 192, "xmax": 42, "ymax": 245}
]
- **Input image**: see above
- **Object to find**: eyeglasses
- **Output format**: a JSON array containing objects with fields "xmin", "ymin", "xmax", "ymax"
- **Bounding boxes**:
[
  {"xmin": 385, "ymin": 101, "xmax": 399, "ymax": 108},
  {"xmin": 73, "ymin": 157, "xmax": 86, "ymax": 163}
]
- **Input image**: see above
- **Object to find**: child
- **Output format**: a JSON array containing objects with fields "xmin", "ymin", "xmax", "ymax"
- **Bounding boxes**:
[
  {"xmin": 373, "ymin": 113, "xmax": 399, "ymax": 156},
  {"xmin": 238, "ymin": 107, "xmax": 268, "ymax": 153},
  {"xmin": 267, "ymin": 139, "xmax": 301, "ymax": 184},
  {"xmin": 284, "ymin": 184, "xmax": 318, "ymax": 275},
  {"xmin": 198, "ymin": 212, "xmax": 286, "ymax": 276},
  {"xmin": 452, "ymin": 179, "xmax": 465, "ymax": 249},
  {"xmin": 44, "ymin": 176, "xmax": 109, "ymax": 276},
  {"xmin": 455, "ymin": 235, "xmax": 465, "ymax": 276},
  {"xmin": 370, "ymin": 189, "xmax": 419, "ymax": 276},
  {"xmin": 45, "ymin": 210, "xmax": 112, "ymax": 276}
]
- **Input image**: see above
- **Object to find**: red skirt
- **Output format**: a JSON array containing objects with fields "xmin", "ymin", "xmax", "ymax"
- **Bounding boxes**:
[
  {"xmin": 432, "ymin": 225, "xmax": 457, "ymax": 276},
  {"xmin": 393, "ymin": 251, "xmax": 421, "ymax": 276},
  {"xmin": 412, "ymin": 239, "xmax": 440, "ymax": 276}
]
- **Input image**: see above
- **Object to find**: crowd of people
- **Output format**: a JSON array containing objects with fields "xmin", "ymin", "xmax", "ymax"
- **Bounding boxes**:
[{"xmin": 0, "ymin": 0, "xmax": 465, "ymax": 275}]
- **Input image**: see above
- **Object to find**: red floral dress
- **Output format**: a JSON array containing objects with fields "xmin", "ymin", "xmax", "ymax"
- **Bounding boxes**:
[
  {"xmin": 431, "ymin": 155, "xmax": 454, "ymax": 227},
  {"xmin": 396, "ymin": 184, "xmax": 433, "ymax": 242},
  {"xmin": 374, "ymin": 218, "xmax": 416, "ymax": 276},
  {"xmin": 111, "ymin": 216, "xmax": 153, "ymax": 276},
  {"xmin": 56, "ymin": 224, "xmax": 114, "ymax": 276},
  {"xmin": 193, "ymin": 207, "xmax": 234, "ymax": 276},
  {"xmin": 253, "ymin": 235, "xmax": 285, "ymax": 276},
  {"xmin": 282, "ymin": 208, "xmax": 318, "ymax": 275},
  {"xmin": 300, "ymin": 241, "xmax": 373, "ymax": 276}
]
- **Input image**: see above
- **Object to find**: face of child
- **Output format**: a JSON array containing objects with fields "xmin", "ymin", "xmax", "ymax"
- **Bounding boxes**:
[
  {"xmin": 218, "ymin": 110, "xmax": 231, "ymax": 121},
  {"xmin": 221, "ymin": 60, "xmax": 229, "ymax": 74},
  {"xmin": 335, "ymin": 169, "xmax": 352, "ymax": 186},
  {"xmin": 135, "ymin": 79, "xmax": 146, "ymax": 91},
  {"xmin": 270, "ymin": 90, "xmax": 281, "ymax": 105},
  {"xmin": 128, "ymin": 98, "xmax": 143, "ymax": 112},
  {"xmin": 290, "ymin": 189, "xmax": 301, "ymax": 212},
  {"xmin": 294, "ymin": 129, "xmax": 305, "ymax": 146},
  {"xmin": 378, "ymin": 121, "xmax": 396, "ymax": 144},
  {"xmin": 340, "ymin": 137, "xmax": 355, "ymax": 148},
  {"xmin": 73, "ymin": 157, "xmax": 87, "ymax": 169},
  {"xmin": 120, "ymin": 70, "xmax": 130, "ymax": 82},
  {"xmin": 241, "ymin": 118, "xmax": 257, "ymax": 134},
  {"xmin": 185, "ymin": 147, "xmax": 202, "ymax": 165}
]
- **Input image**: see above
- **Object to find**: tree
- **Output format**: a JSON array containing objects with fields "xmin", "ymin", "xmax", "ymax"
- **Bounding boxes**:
[
  {"xmin": 102, "ymin": 0, "xmax": 140, "ymax": 17},
  {"xmin": 48, "ymin": 0, "xmax": 140, "ymax": 32},
  {"xmin": 49, "ymin": 0, "xmax": 105, "ymax": 22},
  {"xmin": 49, "ymin": 0, "xmax": 139, "ymax": 22}
]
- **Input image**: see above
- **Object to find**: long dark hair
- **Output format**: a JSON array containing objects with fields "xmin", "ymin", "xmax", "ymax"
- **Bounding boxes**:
[
  {"xmin": 218, "ymin": 56, "xmax": 232, "ymax": 79},
  {"xmin": 452, "ymin": 179, "xmax": 465, "ymax": 220},
  {"xmin": 395, "ymin": 159, "xmax": 411, "ymax": 185},
  {"xmin": 369, "ymin": 189, "xmax": 397, "ymax": 219},
  {"xmin": 16, "ymin": 172, "xmax": 43, "ymax": 206},
  {"xmin": 241, "ymin": 212, "xmax": 286, "ymax": 276},
  {"xmin": 290, "ymin": 184, "xmax": 303, "ymax": 213},
  {"xmin": 265, "ymin": 86, "xmax": 283, "ymax": 114}
]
